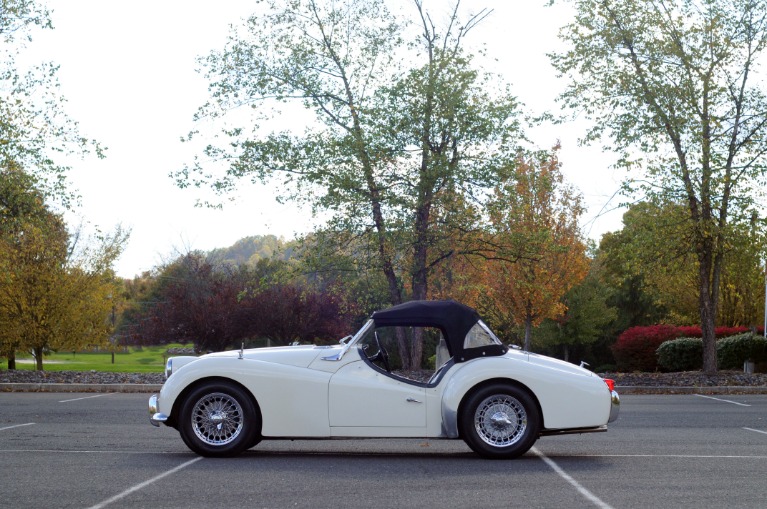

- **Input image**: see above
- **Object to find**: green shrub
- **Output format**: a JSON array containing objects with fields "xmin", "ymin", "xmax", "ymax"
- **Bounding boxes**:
[
  {"xmin": 656, "ymin": 337, "xmax": 703, "ymax": 371},
  {"xmin": 717, "ymin": 333, "xmax": 767, "ymax": 370}
]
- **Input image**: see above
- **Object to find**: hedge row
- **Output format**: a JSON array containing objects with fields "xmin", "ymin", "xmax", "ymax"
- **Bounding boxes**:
[
  {"xmin": 656, "ymin": 333, "xmax": 767, "ymax": 371},
  {"xmin": 612, "ymin": 325, "xmax": 766, "ymax": 372}
]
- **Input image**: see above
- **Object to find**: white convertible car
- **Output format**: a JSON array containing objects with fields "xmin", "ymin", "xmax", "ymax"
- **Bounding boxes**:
[{"xmin": 149, "ymin": 300, "xmax": 619, "ymax": 458}]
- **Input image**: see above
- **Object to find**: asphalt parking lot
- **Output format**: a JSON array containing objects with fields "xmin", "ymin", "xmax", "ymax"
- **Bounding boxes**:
[{"xmin": 1, "ymin": 392, "xmax": 765, "ymax": 509}]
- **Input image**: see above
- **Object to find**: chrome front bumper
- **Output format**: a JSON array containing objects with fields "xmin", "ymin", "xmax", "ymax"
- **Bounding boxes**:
[
  {"xmin": 148, "ymin": 394, "xmax": 169, "ymax": 427},
  {"xmin": 608, "ymin": 390, "xmax": 620, "ymax": 423}
]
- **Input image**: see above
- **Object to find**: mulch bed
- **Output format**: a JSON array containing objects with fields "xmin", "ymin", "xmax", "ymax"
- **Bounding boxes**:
[{"xmin": 602, "ymin": 371, "xmax": 767, "ymax": 387}]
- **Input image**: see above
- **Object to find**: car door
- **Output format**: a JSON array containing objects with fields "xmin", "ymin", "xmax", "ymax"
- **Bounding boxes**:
[{"xmin": 327, "ymin": 350, "xmax": 427, "ymax": 435}]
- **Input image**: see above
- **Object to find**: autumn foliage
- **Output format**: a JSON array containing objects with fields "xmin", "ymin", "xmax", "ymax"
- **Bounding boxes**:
[
  {"xmin": 123, "ymin": 253, "xmax": 355, "ymax": 352},
  {"xmin": 485, "ymin": 146, "xmax": 589, "ymax": 349},
  {"xmin": 612, "ymin": 325, "xmax": 766, "ymax": 371}
]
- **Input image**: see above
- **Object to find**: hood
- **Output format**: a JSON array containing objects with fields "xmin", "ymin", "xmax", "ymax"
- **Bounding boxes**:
[{"xmin": 201, "ymin": 344, "xmax": 339, "ymax": 368}]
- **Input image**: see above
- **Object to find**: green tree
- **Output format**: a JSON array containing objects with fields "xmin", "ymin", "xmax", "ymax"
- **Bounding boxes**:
[
  {"xmin": 0, "ymin": 163, "xmax": 127, "ymax": 370},
  {"xmin": 177, "ymin": 0, "xmax": 523, "ymax": 368},
  {"xmin": 551, "ymin": 0, "xmax": 767, "ymax": 373},
  {"xmin": 600, "ymin": 202, "xmax": 699, "ymax": 324},
  {"xmin": 535, "ymin": 269, "xmax": 618, "ymax": 364},
  {"xmin": 600, "ymin": 201, "xmax": 767, "ymax": 329},
  {"xmin": 1, "ymin": 0, "xmax": 102, "ymax": 204}
]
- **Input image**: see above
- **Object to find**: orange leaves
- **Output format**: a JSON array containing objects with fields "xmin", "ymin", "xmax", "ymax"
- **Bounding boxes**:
[{"xmin": 484, "ymin": 146, "xmax": 589, "ymax": 346}]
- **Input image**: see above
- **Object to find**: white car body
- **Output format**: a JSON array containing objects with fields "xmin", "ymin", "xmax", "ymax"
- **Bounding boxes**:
[{"xmin": 149, "ymin": 300, "xmax": 619, "ymax": 458}]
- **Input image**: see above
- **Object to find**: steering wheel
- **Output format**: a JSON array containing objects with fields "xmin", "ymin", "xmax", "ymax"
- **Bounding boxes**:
[{"xmin": 370, "ymin": 332, "xmax": 391, "ymax": 372}]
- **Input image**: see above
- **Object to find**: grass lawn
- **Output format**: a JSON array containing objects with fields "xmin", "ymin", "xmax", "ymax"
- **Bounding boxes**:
[{"xmin": 1, "ymin": 344, "xmax": 194, "ymax": 373}]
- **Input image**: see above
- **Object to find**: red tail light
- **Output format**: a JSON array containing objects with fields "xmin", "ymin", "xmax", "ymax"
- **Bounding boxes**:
[{"xmin": 603, "ymin": 378, "xmax": 615, "ymax": 392}]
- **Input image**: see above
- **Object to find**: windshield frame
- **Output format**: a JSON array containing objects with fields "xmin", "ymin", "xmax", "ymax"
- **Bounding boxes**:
[{"xmin": 323, "ymin": 319, "xmax": 374, "ymax": 361}]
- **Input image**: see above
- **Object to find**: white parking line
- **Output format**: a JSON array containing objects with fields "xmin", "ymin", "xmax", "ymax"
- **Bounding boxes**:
[
  {"xmin": 532, "ymin": 447, "xmax": 615, "ymax": 509},
  {"xmin": 0, "ymin": 423, "xmax": 35, "ymax": 432},
  {"xmin": 86, "ymin": 457, "xmax": 203, "ymax": 509},
  {"xmin": 58, "ymin": 394, "xmax": 112, "ymax": 403},
  {"xmin": 694, "ymin": 394, "xmax": 751, "ymax": 407},
  {"xmin": 744, "ymin": 427, "xmax": 767, "ymax": 436}
]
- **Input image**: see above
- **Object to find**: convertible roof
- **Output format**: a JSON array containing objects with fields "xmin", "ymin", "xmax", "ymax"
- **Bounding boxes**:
[{"xmin": 371, "ymin": 300, "xmax": 507, "ymax": 362}]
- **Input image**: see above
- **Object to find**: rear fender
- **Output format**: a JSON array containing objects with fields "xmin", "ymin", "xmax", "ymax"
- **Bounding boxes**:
[{"xmin": 441, "ymin": 357, "xmax": 610, "ymax": 437}]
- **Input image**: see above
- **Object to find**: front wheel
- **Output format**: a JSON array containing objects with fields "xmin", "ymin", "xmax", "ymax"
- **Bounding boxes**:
[
  {"xmin": 460, "ymin": 383, "xmax": 540, "ymax": 459},
  {"xmin": 178, "ymin": 381, "xmax": 260, "ymax": 457}
]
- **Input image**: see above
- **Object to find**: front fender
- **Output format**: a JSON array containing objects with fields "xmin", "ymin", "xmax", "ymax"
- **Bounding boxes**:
[
  {"xmin": 441, "ymin": 356, "xmax": 612, "ymax": 438},
  {"xmin": 157, "ymin": 356, "xmax": 332, "ymax": 437}
]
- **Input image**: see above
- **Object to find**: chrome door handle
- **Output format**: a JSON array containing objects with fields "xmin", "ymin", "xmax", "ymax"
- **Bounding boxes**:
[{"xmin": 406, "ymin": 397, "xmax": 422, "ymax": 403}]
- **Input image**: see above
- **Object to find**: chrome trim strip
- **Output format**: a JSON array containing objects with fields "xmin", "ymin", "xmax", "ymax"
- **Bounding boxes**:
[
  {"xmin": 323, "ymin": 320, "xmax": 373, "ymax": 361},
  {"xmin": 540, "ymin": 425, "xmax": 607, "ymax": 437}
]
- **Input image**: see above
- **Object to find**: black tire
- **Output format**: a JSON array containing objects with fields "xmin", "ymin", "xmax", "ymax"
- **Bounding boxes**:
[
  {"xmin": 178, "ymin": 381, "xmax": 260, "ymax": 457},
  {"xmin": 460, "ymin": 383, "xmax": 540, "ymax": 459}
]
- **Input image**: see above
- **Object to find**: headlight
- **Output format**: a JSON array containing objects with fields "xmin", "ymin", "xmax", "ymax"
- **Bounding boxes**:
[{"xmin": 164, "ymin": 355, "xmax": 198, "ymax": 379}]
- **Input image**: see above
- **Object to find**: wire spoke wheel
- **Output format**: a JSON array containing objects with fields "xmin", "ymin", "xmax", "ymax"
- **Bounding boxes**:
[
  {"xmin": 191, "ymin": 392, "xmax": 244, "ymax": 446},
  {"xmin": 179, "ymin": 382, "xmax": 260, "ymax": 457},
  {"xmin": 474, "ymin": 394, "xmax": 527, "ymax": 447},
  {"xmin": 461, "ymin": 383, "xmax": 540, "ymax": 459}
]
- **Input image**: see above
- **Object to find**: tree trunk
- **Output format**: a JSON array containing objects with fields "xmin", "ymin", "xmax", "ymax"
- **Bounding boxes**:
[
  {"xmin": 7, "ymin": 351, "xmax": 16, "ymax": 370},
  {"xmin": 699, "ymin": 256, "xmax": 718, "ymax": 374},
  {"xmin": 396, "ymin": 327, "xmax": 411, "ymax": 371},
  {"xmin": 410, "ymin": 327, "xmax": 424, "ymax": 370},
  {"xmin": 34, "ymin": 346, "xmax": 44, "ymax": 371},
  {"xmin": 524, "ymin": 310, "xmax": 533, "ymax": 352}
]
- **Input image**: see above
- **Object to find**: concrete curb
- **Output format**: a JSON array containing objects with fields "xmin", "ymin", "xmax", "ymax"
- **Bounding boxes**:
[
  {"xmin": 2, "ymin": 383, "xmax": 766, "ymax": 394},
  {"xmin": 0, "ymin": 383, "xmax": 163, "ymax": 393}
]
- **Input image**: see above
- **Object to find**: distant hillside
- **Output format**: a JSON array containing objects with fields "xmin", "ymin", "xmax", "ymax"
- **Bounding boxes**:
[{"xmin": 207, "ymin": 235, "xmax": 295, "ymax": 266}]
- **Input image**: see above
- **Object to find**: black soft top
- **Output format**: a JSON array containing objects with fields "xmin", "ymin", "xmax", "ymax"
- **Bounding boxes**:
[{"xmin": 371, "ymin": 300, "xmax": 508, "ymax": 363}]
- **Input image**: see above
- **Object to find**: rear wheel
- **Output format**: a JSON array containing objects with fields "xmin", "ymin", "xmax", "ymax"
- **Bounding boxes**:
[
  {"xmin": 178, "ymin": 381, "xmax": 260, "ymax": 457},
  {"xmin": 460, "ymin": 383, "xmax": 540, "ymax": 459}
]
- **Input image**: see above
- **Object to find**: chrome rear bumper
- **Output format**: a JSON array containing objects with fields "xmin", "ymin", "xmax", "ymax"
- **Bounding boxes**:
[
  {"xmin": 148, "ymin": 394, "xmax": 168, "ymax": 427},
  {"xmin": 608, "ymin": 390, "xmax": 620, "ymax": 423}
]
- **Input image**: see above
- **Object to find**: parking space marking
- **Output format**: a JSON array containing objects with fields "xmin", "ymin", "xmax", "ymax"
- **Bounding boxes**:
[
  {"xmin": 532, "ymin": 447, "xmax": 614, "ymax": 509},
  {"xmin": 0, "ymin": 423, "xmax": 35, "ymax": 432},
  {"xmin": 58, "ymin": 394, "xmax": 112, "ymax": 403},
  {"xmin": 744, "ymin": 427, "xmax": 767, "ymax": 436},
  {"xmin": 694, "ymin": 394, "xmax": 751, "ymax": 406},
  {"xmin": 0, "ymin": 449, "xmax": 190, "ymax": 454},
  {"xmin": 564, "ymin": 453, "xmax": 767, "ymax": 460},
  {"xmin": 86, "ymin": 456, "xmax": 203, "ymax": 509}
]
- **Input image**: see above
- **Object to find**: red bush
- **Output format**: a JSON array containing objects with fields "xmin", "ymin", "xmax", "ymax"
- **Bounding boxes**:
[
  {"xmin": 675, "ymin": 325, "xmax": 753, "ymax": 338},
  {"xmin": 612, "ymin": 325, "xmax": 766, "ymax": 372},
  {"xmin": 611, "ymin": 325, "xmax": 680, "ymax": 372}
]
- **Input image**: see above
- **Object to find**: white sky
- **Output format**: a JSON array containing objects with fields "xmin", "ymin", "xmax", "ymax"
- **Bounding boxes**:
[{"xmin": 22, "ymin": 0, "xmax": 626, "ymax": 278}]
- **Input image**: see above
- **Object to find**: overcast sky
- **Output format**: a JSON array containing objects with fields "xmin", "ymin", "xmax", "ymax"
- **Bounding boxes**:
[{"xmin": 22, "ymin": 0, "xmax": 626, "ymax": 278}]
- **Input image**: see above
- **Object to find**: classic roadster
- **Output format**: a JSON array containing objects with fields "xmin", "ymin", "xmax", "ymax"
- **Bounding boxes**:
[{"xmin": 149, "ymin": 300, "xmax": 619, "ymax": 458}]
